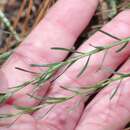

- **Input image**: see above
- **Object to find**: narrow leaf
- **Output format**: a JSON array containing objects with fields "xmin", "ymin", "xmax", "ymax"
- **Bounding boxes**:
[
  {"xmin": 89, "ymin": 43, "xmax": 105, "ymax": 50},
  {"xmin": 27, "ymin": 94, "xmax": 44, "ymax": 101},
  {"xmin": 0, "ymin": 114, "xmax": 14, "ymax": 118},
  {"xmin": 31, "ymin": 62, "xmax": 62, "ymax": 67},
  {"xmin": 103, "ymin": 67, "xmax": 124, "ymax": 76},
  {"xmin": 60, "ymin": 86, "xmax": 80, "ymax": 94},
  {"xmin": 14, "ymin": 105, "xmax": 36, "ymax": 113},
  {"xmin": 110, "ymin": 80, "xmax": 122, "ymax": 100},
  {"xmin": 0, "ymin": 92, "xmax": 12, "ymax": 104},
  {"xmin": 28, "ymin": 94, "xmax": 72, "ymax": 104},
  {"xmin": 38, "ymin": 105, "xmax": 56, "ymax": 119},
  {"xmin": 98, "ymin": 50, "xmax": 108, "ymax": 71},
  {"xmin": 0, "ymin": 51, "xmax": 13, "ymax": 61},
  {"xmin": 51, "ymin": 60, "xmax": 76, "ymax": 82},
  {"xmin": 77, "ymin": 55, "xmax": 91, "ymax": 77},
  {"xmin": 116, "ymin": 42, "xmax": 129, "ymax": 52},
  {"xmin": 46, "ymin": 96, "xmax": 73, "ymax": 104},
  {"xmin": 15, "ymin": 67, "xmax": 39, "ymax": 74},
  {"xmin": 51, "ymin": 47, "xmax": 84, "ymax": 54},
  {"xmin": 99, "ymin": 30, "xmax": 120, "ymax": 40}
]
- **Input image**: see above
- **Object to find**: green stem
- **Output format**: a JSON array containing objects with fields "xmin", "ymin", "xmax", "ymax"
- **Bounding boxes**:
[{"xmin": 0, "ymin": 10, "xmax": 20, "ymax": 43}]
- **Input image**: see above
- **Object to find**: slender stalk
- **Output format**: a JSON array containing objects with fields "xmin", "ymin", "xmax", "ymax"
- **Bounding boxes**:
[
  {"xmin": 0, "ymin": 10, "xmax": 20, "ymax": 43},
  {"xmin": 0, "ymin": 50, "xmax": 13, "ymax": 62}
]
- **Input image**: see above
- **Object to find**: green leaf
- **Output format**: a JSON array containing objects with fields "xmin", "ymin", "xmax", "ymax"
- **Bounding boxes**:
[
  {"xmin": 27, "ymin": 94, "xmax": 43, "ymax": 101},
  {"xmin": 28, "ymin": 94, "xmax": 73, "ymax": 104},
  {"xmin": 98, "ymin": 50, "xmax": 108, "ymax": 70},
  {"xmin": 99, "ymin": 30, "xmax": 120, "ymax": 40},
  {"xmin": 0, "ymin": 10, "xmax": 20, "ymax": 42},
  {"xmin": 46, "ymin": 96, "xmax": 73, "ymax": 104},
  {"xmin": 60, "ymin": 86, "xmax": 80, "ymax": 94},
  {"xmin": 77, "ymin": 55, "xmax": 91, "ymax": 77},
  {"xmin": 51, "ymin": 60, "xmax": 77, "ymax": 82},
  {"xmin": 31, "ymin": 62, "xmax": 62, "ymax": 67},
  {"xmin": 103, "ymin": 67, "xmax": 124, "ymax": 76},
  {"xmin": 106, "ymin": 0, "xmax": 118, "ymax": 18},
  {"xmin": 89, "ymin": 43, "xmax": 105, "ymax": 51},
  {"xmin": 51, "ymin": 47, "xmax": 84, "ymax": 54},
  {"xmin": 116, "ymin": 42, "xmax": 129, "ymax": 52},
  {"xmin": 15, "ymin": 67, "xmax": 39, "ymax": 74},
  {"xmin": 14, "ymin": 105, "xmax": 36, "ymax": 113},
  {"xmin": 9, "ymin": 81, "xmax": 32, "ymax": 91},
  {"xmin": 110, "ymin": 80, "xmax": 122, "ymax": 100},
  {"xmin": 0, "ymin": 93, "xmax": 12, "ymax": 104},
  {"xmin": 0, "ymin": 113, "xmax": 14, "ymax": 118},
  {"xmin": 33, "ymin": 62, "xmax": 64, "ymax": 86},
  {"xmin": 0, "ymin": 51, "xmax": 13, "ymax": 62}
]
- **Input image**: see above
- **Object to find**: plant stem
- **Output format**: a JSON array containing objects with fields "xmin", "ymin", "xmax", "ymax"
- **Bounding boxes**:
[{"xmin": 0, "ymin": 10, "xmax": 20, "ymax": 43}]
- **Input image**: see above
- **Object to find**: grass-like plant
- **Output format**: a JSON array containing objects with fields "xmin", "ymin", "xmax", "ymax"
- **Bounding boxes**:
[
  {"xmin": 0, "ymin": 30, "xmax": 130, "ymax": 122},
  {"xmin": 0, "ymin": 1, "xmax": 130, "ymax": 129}
]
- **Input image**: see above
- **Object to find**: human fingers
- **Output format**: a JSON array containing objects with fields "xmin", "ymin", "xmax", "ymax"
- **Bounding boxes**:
[
  {"xmin": 33, "ymin": 10, "xmax": 130, "ymax": 130},
  {"xmin": 75, "ymin": 58, "xmax": 130, "ymax": 130},
  {"xmin": 0, "ymin": 0, "xmax": 98, "ymax": 106}
]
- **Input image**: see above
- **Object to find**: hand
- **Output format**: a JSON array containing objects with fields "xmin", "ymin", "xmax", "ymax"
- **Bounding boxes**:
[{"xmin": 0, "ymin": 0, "xmax": 130, "ymax": 130}]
